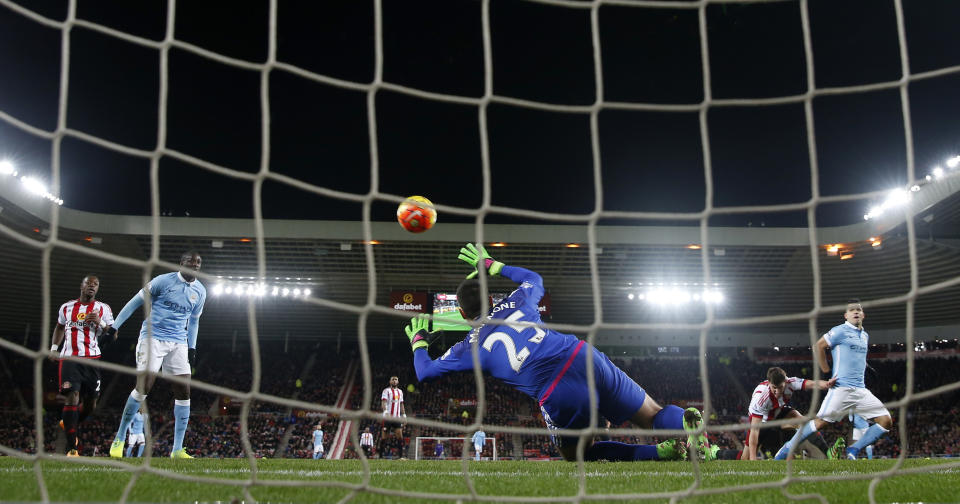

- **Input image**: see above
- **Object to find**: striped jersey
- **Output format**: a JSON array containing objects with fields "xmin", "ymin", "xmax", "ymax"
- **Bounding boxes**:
[
  {"xmin": 360, "ymin": 432, "xmax": 374, "ymax": 447},
  {"xmin": 748, "ymin": 377, "xmax": 806, "ymax": 421},
  {"xmin": 381, "ymin": 387, "xmax": 404, "ymax": 417},
  {"xmin": 57, "ymin": 299, "xmax": 114, "ymax": 358}
]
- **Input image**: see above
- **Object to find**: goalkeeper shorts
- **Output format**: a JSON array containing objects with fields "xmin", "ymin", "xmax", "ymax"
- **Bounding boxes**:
[{"xmin": 539, "ymin": 343, "xmax": 646, "ymax": 447}]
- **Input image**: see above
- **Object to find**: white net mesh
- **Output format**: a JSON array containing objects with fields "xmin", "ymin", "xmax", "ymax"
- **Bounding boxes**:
[{"xmin": 1, "ymin": 0, "xmax": 960, "ymax": 502}]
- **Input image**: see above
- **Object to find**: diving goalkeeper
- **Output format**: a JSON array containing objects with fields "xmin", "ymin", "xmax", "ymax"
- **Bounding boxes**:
[{"xmin": 403, "ymin": 243, "xmax": 710, "ymax": 462}]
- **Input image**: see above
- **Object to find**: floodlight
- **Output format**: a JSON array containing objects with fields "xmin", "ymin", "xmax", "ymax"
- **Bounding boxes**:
[
  {"xmin": 293, "ymin": 288, "xmax": 301, "ymax": 296},
  {"xmin": 212, "ymin": 284, "xmax": 224, "ymax": 296},
  {"xmin": 303, "ymin": 289, "xmax": 311, "ymax": 296},
  {"xmin": 271, "ymin": 287, "xmax": 279, "ymax": 296},
  {"xmin": 282, "ymin": 288, "xmax": 290, "ymax": 297},
  {"xmin": 933, "ymin": 167, "xmax": 944, "ymax": 179},
  {"xmin": 910, "ymin": 185, "xmax": 920, "ymax": 192},
  {"xmin": 21, "ymin": 176, "xmax": 47, "ymax": 195},
  {"xmin": 225, "ymin": 286, "xmax": 233, "ymax": 294},
  {"xmin": 246, "ymin": 285, "xmax": 254, "ymax": 295},
  {"xmin": 627, "ymin": 293, "xmax": 634, "ymax": 300},
  {"xmin": 0, "ymin": 160, "xmax": 14, "ymax": 176},
  {"xmin": 947, "ymin": 156, "xmax": 960, "ymax": 169},
  {"xmin": 884, "ymin": 189, "xmax": 908, "ymax": 208}
]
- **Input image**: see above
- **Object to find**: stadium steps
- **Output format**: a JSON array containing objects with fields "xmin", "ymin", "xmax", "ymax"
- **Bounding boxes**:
[
  {"xmin": 275, "ymin": 352, "xmax": 318, "ymax": 458},
  {"xmin": 327, "ymin": 359, "xmax": 360, "ymax": 459}
]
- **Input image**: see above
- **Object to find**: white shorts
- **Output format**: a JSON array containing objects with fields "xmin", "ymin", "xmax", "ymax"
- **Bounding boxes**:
[
  {"xmin": 128, "ymin": 433, "xmax": 145, "ymax": 445},
  {"xmin": 314, "ymin": 446, "xmax": 324, "ymax": 455},
  {"xmin": 852, "ymin": 427, "xmax": 867, "ymax": 441},
  {"xmin": 136, "ymin": 338, "xmax": 191, "ymax": 376},
  {"xmin": 816, "ymin": 387, "xmax": 890, "ymax": 423},
  {"xmin": 475, "ymin": 443, "xmax": 483, "ymax": 452}
]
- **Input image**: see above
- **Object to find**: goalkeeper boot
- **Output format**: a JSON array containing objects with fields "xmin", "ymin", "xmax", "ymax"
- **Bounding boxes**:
[
  {"xmin": 170, "ymin": 448, "xmax": 194, "ymax": 459},
  {"xmin": 827, "ymin": 437, "xmax": 846, "ymax": 460},
  {"xmin": 66, "ymin": 449, "xmax": 80, "ymax": 457},
  {"xmin": 682, "ymin": 408, "xmax": 713, "ymax": 461},
  {"xmin": 109, "ymin": 439, "xmax": 124, "ymax": 459},
  {"xmin": 656, "ymin": 439, "xmax": 687, "ymax": 461}
]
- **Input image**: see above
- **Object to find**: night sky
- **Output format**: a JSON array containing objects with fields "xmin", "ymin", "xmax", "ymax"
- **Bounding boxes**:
[{"xmin": 1, "ymin": 0, "xmax": 958, "ymax": 228}]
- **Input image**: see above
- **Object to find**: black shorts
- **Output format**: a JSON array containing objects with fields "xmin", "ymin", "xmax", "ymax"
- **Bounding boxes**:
[
  {"xmin": 59, "ymin": 358, "xmax": 102, "ymax": 396},
  {"xmin": 755, "ymin": 406, "xmax": 796, "ymax": 451},
  {"xmin": 382, "ymin": 418, "xmax": 403, "ymax": 430}
]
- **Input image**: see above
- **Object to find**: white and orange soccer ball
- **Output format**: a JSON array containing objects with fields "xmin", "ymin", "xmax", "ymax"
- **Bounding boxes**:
[{"xmin": 396, "ymin": 195, "xmax": 437, "ymax": 233}]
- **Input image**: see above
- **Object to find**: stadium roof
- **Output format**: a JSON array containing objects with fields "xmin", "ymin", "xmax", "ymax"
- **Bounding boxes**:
[{"xmin": 2, "ymin": 179, "xmax": 960, "ymax": 349}]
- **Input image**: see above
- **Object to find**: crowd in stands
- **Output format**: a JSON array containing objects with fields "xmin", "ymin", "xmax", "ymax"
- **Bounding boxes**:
[{"xmin": 2, "ymin": 334, "xmax": 959, "ymax": 460}]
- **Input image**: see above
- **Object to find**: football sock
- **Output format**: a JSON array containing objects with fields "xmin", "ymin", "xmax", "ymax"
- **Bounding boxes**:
[
  {"xmin": 78, "ymin": 397, "xmax": 94, "ymax": 423},
  {"xmin": 115, "ymin": 391, "xmax": 143, "ymax": 442},
  {"xmin": 865, "ymin": 445, "xmax": 874, "ymax": 459},
  {"xmin": 126, "ymin": 444, "xmax": 135, "ymax": 458},
  {"xmin": 775, "ymin": 420, "xmax": 818, "ymax": 460},
  {"xmin": 849, "ymin": 423, "xmax": 888, "ymax": 454},
  {"xmin": 172, "ymin": 399, "xmax": 190, "ymax": 452},
  {"xmin": 810, "ymin": 432, "xmax": 830, "ymax": 455},
  {"xmin": 653, "ymin": 405, "xmax": 685, "ymax": 430},
  {"xmin": 62, "ymin": 405, "xmax": 79, "ymax": 453},
  {"xmin": 585, "ymin": 441, "xmax": 660, "ymax": 461}
]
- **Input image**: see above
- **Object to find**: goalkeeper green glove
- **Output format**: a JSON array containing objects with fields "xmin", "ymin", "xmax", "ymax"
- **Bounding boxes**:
[
  {"xmin": 458, "ymin": 243, "xmax": 504, "ymax": 279},
  {"xmin": 404, "ymin": 316, "xmax": 440, "ymax": 352}
]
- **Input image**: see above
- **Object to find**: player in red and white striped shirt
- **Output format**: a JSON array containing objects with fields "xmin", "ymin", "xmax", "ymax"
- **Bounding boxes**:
[
  {"xmin": 381, "ymin": 376, "xmax": 406, "ymax": 456},
  {"xmin": 47, "ymin": 274, "xmax": 117, "ymax": 456},
  {"xmin": 743, "ymin": 367, "xmax": 836, "ymax": 460}
]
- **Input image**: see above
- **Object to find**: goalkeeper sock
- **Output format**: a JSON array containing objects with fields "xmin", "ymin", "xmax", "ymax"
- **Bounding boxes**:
[
  {"xmin": 849, "ymin": 423, "xmax": 888, "ymax": 454},
  {"xmin": 115, "ymin": 391, "xmax": 143, "ymax": 442},
  {"xmin": 652, "ymin": 405, "xmax": 684, "ymax": 430},
  {"xmin": 172, "ymin": 399, "xmax": 190, "ymax": 452},
  {"xmin": 585, "ymin": 441, "xmax": 660, "ymax": 461},
  {"xmin": 63, "ymin": 405, "xmax": 79, "ymax": 452},
  {"xmin": 775, "ymin": 420, "xmax": 818, "ymax": 460}
]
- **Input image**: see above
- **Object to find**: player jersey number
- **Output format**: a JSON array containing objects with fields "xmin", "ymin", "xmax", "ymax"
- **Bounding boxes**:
[{"xmin": 482, "ymin": 311, "xmax": 545, "ymax": 373}]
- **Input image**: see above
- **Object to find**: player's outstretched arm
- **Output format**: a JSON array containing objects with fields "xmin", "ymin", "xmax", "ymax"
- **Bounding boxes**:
[
  {"xmin": 747, "ymin": 417, "xmax": 762, "ymax": 460},
  {"xmin": 113, "ymin": 290, "xmax": 146, "ymax": 329},
  {"xmin": 803, "ymin": 376, "xmax": 837, "ymax": 390},
  {"xmin": 458, "ymin": 243, "xmax": 504, "ymax": 279}
]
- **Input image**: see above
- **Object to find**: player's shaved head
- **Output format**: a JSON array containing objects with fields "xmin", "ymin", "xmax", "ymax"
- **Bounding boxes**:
[
  {"xmin": 181, "ymin": 250, "xmax": 201, "ymax": 264},
  {"xmin": 456, "ymin": 278, "xmax": 482, "ymax": 320}
]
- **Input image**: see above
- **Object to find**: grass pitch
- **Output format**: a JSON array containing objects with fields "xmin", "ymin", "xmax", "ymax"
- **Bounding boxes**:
[{"xmin": 1, "ymin": 457, "xmax": 958, "ymax": 503}]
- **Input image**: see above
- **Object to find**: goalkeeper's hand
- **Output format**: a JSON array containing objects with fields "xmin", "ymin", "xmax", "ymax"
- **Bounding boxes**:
[
  {"xmin": 404, "ymin": 316, "xmax": 440, "ymax": 352},
  {"xmin": 458, "ymin": 243, "xmax": 504, "ymax": 279}
]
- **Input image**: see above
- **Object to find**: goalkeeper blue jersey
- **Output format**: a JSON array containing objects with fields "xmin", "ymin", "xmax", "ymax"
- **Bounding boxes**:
[
  {"xmin": 135, "ymin": 272, "xmax": 206, "ymax": 345},
  {"xmin": 413, "ymin": 265, "xmax": 580, "ymax": 401},
  {"xmin": 824, "ymin": 322, "xmax": 868, "ymax": 388}
]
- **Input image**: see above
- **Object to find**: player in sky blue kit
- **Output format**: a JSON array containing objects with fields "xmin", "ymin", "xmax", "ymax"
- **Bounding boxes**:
[
  {"xmin": 126, "ymin": 410, "xmax": 146, "ymax": 457},
  {"xmin": 313, "ymin": 424, "xmax": 325, "ymax": 459},
  {"xmin": 472, "ymin": 427, "xmax": 486, "ymax": 461},
  {"xmin": 774, "ymin": 299, "xmax": 893, "ymax": 460},
  {"xmin": 108, "ymin": 251, "xmax": 206, "ymax": 459},
  {"xmin": 403, "ymin": 243, "xmax": 707, "ymax": 463}
]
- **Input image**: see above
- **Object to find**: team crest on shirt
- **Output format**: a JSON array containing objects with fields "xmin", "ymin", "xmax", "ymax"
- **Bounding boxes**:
[{"xmin": 190, "ymin": 294, "xmax": 198, "ymax": 302}]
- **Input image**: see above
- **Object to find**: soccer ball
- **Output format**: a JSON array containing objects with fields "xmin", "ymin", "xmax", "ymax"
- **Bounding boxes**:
[{"xmin": 397, "ymin": 195, "xmax": 437, "ymax": 233}]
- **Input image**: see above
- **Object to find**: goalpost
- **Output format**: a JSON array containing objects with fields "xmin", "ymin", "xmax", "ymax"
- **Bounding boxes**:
[
  {"xmin": 414, "ymin": 436, "xmax": 498, "ymax": 461},
  {"xmin": 0, "ymin": 0, "xmax": 959, "ymax": 502}
]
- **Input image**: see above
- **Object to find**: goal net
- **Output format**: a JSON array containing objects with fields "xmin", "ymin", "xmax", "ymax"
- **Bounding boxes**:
[
  {"xmin": 414, "ymin": 437, "xmax": 498, "ymax": 461},
  {"xmin": 1, "ymin": 0, "xmax": 960, "ymax": 503}
]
